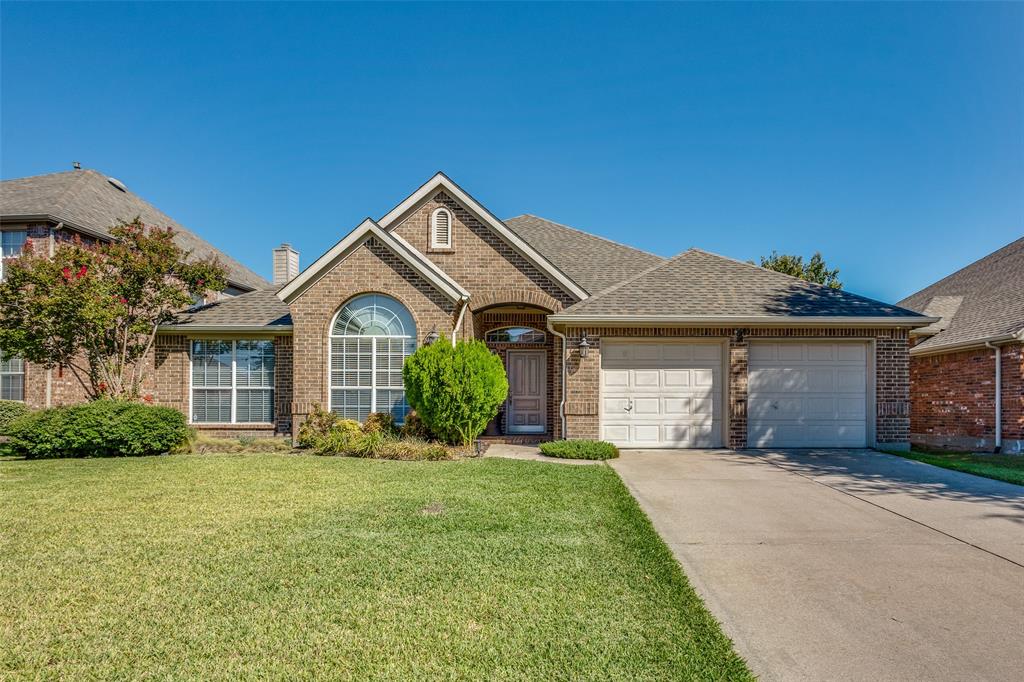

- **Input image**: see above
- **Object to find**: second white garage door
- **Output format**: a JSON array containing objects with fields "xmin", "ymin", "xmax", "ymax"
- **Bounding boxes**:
[
  {"xmin": 748, "ymin": 342, "xmax": 869, "ymax": 448},
  {"xmin": 601, "ymin": 341, "xmax": 723, "ymax": 448}
]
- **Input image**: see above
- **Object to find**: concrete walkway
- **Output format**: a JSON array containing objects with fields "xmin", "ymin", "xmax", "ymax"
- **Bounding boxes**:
[
  {"xmin": 482, "ymin": 443, "xmax": 599, "ymax": 465},
  {"xmin": 611, "ymin": 449, "xmax": 1024, "ymax": 682}
]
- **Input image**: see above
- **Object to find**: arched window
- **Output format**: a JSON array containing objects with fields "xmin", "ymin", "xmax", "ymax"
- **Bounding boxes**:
[
  {"xmin": 329, "ymin": 294, "xmax": 416, "ymax": 423},
  {"xmin": 430, "ymin": 207, "xmax": 452, "ymax": 249},
  {"xmin": 485, "ymin": 327, "xmax": 546, "ymax": 344}
]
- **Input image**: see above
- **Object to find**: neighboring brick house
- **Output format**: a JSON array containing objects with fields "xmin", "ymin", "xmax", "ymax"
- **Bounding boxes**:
[
  {"xmin": 159, "ymin": 172, "xmax": 932, "ymax": 450},
  {"xmin": 2, "ymin": 170, "xmax": 935, "ymax": 448},
  {"xmin": 898, "ymin": 238, "xmax": 1024, "ymax": 453},
  {"xmin": 0, "ymin": 168, "xmax": 269, "ymax": 409}
]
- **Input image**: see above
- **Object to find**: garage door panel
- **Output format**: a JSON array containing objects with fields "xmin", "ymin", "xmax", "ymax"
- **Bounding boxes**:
[
  {"xmin": 601, "ymin": 341, "xmax": 723, "ymax": 449},
  {"xmin": 748, "ymin": 342, "xmax": 868, "ymax": 448}
]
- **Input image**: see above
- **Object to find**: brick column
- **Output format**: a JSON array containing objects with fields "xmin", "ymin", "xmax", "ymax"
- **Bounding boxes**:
[
  {"xmin": 875, "ymin": 333, "xmax": 910, "ymax": 449},
  {"xmin": 728, "ymin": 337, "xmax": 748, "ymax": 449}
]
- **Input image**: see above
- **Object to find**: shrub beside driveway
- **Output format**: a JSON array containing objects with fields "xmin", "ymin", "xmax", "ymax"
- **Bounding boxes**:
[{"xmin": 0, "ymin": 454, "xmax": 751, "ymax": 680}]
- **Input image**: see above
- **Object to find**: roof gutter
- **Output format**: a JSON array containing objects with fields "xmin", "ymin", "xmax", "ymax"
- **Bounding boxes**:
[
  {"xmin": 909, "ymin": 329, "xmax": 1024, "ymax": 357},
  {"xmin": 546, "ymin": 318, "xmax": 568, "ymax": 440},
  {"xmin": 547, "ymin": 315, "xmax": 940, "ymax": 328}
]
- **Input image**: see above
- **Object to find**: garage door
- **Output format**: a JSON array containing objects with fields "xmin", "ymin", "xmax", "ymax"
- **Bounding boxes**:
[
  {"xmin": 601, "ymin": 341, "xmax": 723, "ymax": 448},
  {"xmin": 748, "ymin": 342, "xmax": 868, "ymax": 448}
]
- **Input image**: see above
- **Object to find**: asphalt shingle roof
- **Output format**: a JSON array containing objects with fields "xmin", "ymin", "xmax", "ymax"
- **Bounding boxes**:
[
  {"xmin": 504, "ymin": 214, "xmax": 664, "ymax": 294},
  {"xmin": 0, "ymin": 169, "xmax": 268, "ymax": 290},
  {"xmin": 166, "ymin": 288, "xmax": 291, "ymax": 329},
  {"xmin": 897, "ymin": 236, "xmax": 1024, "ymax": 351},
  {"xmin": 557, "ymin": 248, "xmax": 926, "ymax": 319}
]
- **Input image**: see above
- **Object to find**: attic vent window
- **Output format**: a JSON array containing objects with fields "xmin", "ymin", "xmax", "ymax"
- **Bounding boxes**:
[
  {"xmin": 107, "ymin": 177, "xmax": 128, "ymax": 192},
  {"xmin": 430, "ymin": 207, "xmax": 452, "ymax": 249}
]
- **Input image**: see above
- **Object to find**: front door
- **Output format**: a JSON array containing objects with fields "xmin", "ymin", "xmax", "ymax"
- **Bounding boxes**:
[{"xmin": 507, "ymin": 350, "xmax": 546, "ymax": 434}]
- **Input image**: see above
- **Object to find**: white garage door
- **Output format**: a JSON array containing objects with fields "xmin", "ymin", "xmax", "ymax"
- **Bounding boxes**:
[
  {"xmin": 601, "ymin": 341, "xmax": 723, "ymax": 448},
  {"xmin": 748, "ymin": 342, "xmax": 868, "ymax": 448}
]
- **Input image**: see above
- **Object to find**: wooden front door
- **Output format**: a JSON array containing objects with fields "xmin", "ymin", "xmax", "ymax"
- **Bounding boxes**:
[{"xmin": 507, "ymin": 350, "xmax": 546, "ymax": 434}]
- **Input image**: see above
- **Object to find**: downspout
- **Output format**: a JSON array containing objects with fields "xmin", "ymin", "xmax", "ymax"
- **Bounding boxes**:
[
  {"xmin": 985, "ymin": 341, "xmax": 1002, "ymax": 453},
  {"xmin": 45, "ymin": 222, "xmax": 62, "ymax": 407},
  {"xmin": 451, "ymin": 296, "xmax": 470, "ymax": 343},
  {"xmin": 546, "ymin": 319, "xmax": 568, "ymax": 439}
]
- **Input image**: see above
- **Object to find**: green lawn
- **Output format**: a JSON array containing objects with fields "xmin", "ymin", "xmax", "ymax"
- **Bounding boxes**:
[
  {"xmin": 888, "ymin": 449, "xmax": 1024, "ymax": 486},
  {"xmin": 0, "ymin": 454, "xmax": 751, "ymax": 681}
]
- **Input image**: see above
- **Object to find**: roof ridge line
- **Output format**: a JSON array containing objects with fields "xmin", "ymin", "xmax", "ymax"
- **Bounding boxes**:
[
  {"xmin": 898, "ymin": 235, "xmax": 1024, "ymax": 305},
  {"xmin": 508, "ymin": 213, "xmax": 666, "ymax": 260}
]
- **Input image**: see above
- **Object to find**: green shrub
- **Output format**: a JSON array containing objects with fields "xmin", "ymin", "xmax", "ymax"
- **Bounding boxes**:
[
  {"xmin": 296, "ymin": 403, "xmax": 338, "ymax": 448},
  {"xmin": 539, "ymin": 440, "xmax": 619, "ymax": 460},
  {"xmin": 399, "ymin": 410, "xmax": 434, "ymax": 440},
  {"xmin": 6, "ymin": 400, "xmax": 188, "ymax": 459},
  {"xmin": 362, "ymin": 412, "xmax": 399, "ymax": 437},
  {"xmin": 403, "ymin": 339, "xmax": 509, "ymax": 445},
  {"xmin": 0, "ymin": 400, "xmax": 30, "ymax": 434}
]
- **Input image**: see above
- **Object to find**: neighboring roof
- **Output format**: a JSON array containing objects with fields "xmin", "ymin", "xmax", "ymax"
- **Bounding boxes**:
[
  {"xmin": 0, "ymin": 169, "xmax": 268, "ymax": 291},
  {"xmin": 276, "ymin": 218, "xmax": 470, "ymax": 304},
  {"xmin": 504, "ymin": 214, "xmax": 665, "ymax": 294},
  {"xmin": 378, "ymin": 173, "xmax": 589, "ymax": 300},
  {"xmin": 551, "ymin": 248, "xmax": 932, "ymax": 326},
  {"xmin": 163, "ymin": 288, "xmax": 292, "ymax": 331},
  {"xmin": 898, "ymin": 237, "xmax": 1024, "ymax": 353}
]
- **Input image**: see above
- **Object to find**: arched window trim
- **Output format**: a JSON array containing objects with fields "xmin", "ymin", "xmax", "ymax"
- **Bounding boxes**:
[
  {"xmin": 430, "ymin": 207, "xmax": 453, "ymax": 249},
  {"xmin": 328, "ymin": 294, "xmax": 416, "ymax": 423},
  {"xmin": 484, "ymin": 326, "xmax": 547, "ymax": 344}
]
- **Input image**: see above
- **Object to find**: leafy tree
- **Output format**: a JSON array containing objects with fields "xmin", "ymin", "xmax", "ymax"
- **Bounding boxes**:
[
  {"xmin": 402, "ymin": 339, "xmax": 509, "ymax": 446},
  {"xmin": 754, "ymin": 251, "xmax": 842, "ymax": 289},
  {"xmin": 0, "ymin": 219, "xmax": 226, "ymax": 400}
]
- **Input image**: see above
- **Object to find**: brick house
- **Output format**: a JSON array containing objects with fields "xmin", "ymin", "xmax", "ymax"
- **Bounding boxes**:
[
  {"xmin": 3, "ymin": 170, "xmax": 935, "ymax": 449},
  {"xmin": 0, "ymin": 169, "xmax": 268, "ymax": 409},
  {"xmin": 898, "ymin": 237, "xmax": 1024, "ymax": 453}
]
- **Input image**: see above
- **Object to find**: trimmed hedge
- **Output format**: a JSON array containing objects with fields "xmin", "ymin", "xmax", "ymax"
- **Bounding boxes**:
[
  {"xmin": 5, "ymin": 400, "xmax": 189, "ymax": 459},
  {"xmin": 539, "ymin": 440, "xmax": 619, "ymax": 461},
  {"xmin": 0, "ymin": 400, "xmax": 30, "ymax": 434}
]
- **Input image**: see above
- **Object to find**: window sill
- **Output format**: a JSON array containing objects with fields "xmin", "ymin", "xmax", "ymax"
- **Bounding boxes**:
[
  {"xmin": 189, "ymin": 422, "xmax": 276, "ymax": 429},
  {"xmin": 427, "ymin": 247, "xmax": 455, "ymax": 254}
]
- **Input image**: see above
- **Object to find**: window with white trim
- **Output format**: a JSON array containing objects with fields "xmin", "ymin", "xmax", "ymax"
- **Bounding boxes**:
[
  {"xmin": 430, "ymin": 207, "xmax": 452, "ymax": 249},
  {"xmin": 1, "ymin": 230, "xmax": 27, "ymax": 281},
  {"xmin": 329, "ymin": 294, "xmax": 416, "ymax": 423},
  {"xmin": 191, "ymin": 339, "xmax": 275, "ymax": 423},
  {"xmin": 485, "ymin": 327, "xmax": 546, "ymax": 344},
  {"xmin": 0, "ymin": 350, "xmax": 24, "ymax": 401}
]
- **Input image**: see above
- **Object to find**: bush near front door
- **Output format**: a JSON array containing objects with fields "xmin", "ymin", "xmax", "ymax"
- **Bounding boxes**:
[{"xmin": 403, "ymin": 339, "xmax": 509, "ymax": 446}]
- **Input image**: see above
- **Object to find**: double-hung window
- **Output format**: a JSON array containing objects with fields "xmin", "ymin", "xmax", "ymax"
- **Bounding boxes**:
[
  {"xmin": 0, "ymin": 351, "xmax": 24, "ymax": 401},
  {"xmin": 191, "ymin": 339, "xmax": 275, "ymax": 423},
  {"xmin": 1, "ymin": 230, "xmax": 27, "ymax": 281}
]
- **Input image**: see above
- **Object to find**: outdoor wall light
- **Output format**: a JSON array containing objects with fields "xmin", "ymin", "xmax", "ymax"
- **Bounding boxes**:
[
  {"xmin": 578, "ymin": 333, "xmax": 591, "ymax": 358},
  {"xmin": 424, "ymin": 330, "xmax": 441, "ymax": 345}
]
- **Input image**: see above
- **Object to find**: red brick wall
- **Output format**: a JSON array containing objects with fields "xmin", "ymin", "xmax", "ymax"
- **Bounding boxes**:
[
  {"xmin": 560, "ymin": 326, "xmax": 911, "ymax": 448},
  {"xmin": 910, "ymin": 341, "xmax": 1023, "ymax": 452}
]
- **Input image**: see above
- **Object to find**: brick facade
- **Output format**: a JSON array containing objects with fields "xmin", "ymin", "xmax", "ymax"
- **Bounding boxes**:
[
  {"xmin": 909, "ymin": 341, "xmax": 1023, "ymax": 453},
  {"xmin": 560, "ymin": 326, "xmax": 911, "ymax": 449}
]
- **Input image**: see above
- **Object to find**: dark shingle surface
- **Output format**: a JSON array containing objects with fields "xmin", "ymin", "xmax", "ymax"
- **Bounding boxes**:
[
  {"xmin": 166, "ymin": 288, "xmax": 291, "ymax": 328},
  {"xmin": 898, "ymin": 237, "xmax": 1024, "ymax": 351},
  {"xmin": 504, "ymin": 214, "xmax": 664, "ymax": 294},
  {"xmin": 559, "ymin": 248, "xmax": 925, "ymax": 319},
  {"xmin": 0, "ymin": 169, "xmax": 268, "ymax": 290}
]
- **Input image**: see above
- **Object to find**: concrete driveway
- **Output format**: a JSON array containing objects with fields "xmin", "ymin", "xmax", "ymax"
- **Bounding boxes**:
[{"xmin": 611, "ymin": 449, "xmax": 1024, "ymax": 682}]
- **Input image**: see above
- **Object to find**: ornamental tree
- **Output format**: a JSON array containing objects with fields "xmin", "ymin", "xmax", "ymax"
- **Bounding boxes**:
[
  {"xmin": 0, "ymin": 219, "xmax": 226, "ymax": 400},
  {"xmin": 402, "ymin": 339, "xmax": 509, "ymax": 446}
]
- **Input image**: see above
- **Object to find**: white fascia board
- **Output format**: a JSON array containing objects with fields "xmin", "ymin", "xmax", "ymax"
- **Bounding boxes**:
[
  {"xmin": 547, "ymin": 315, "xmax": 942, "ymax": 328},
  {"xmin": 377, "ymin": 172, "xmax": 589, "ymax": 301},
  {"xmin": 276, "ymin": 218, "xmax": 467, "ymax": 304},
  {"xmin": 909, "ymin": 329, "xmax": 1024, "ymax": 356}
]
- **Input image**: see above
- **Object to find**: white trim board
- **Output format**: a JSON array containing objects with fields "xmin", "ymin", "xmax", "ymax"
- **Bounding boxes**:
[{"xmin": 276, "ymin": 218, "xmax": 470, "ymax": 304}]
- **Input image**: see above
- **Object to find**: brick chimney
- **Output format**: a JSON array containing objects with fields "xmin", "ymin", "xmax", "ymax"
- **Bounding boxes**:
[{"xmin": 272, "ymin": 243, "xmax": 299, "ymax": 285}]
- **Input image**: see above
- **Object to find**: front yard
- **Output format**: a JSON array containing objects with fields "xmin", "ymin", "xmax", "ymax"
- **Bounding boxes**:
[{"xmin": 0, "ymin": 454, "xmax": 750, "ymax": 680}]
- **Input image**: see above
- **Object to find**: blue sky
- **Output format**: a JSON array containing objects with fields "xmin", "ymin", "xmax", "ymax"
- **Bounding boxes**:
[{"xmin": 2, "ymin": 2, "xmax": 1021, "ymax": 302}]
